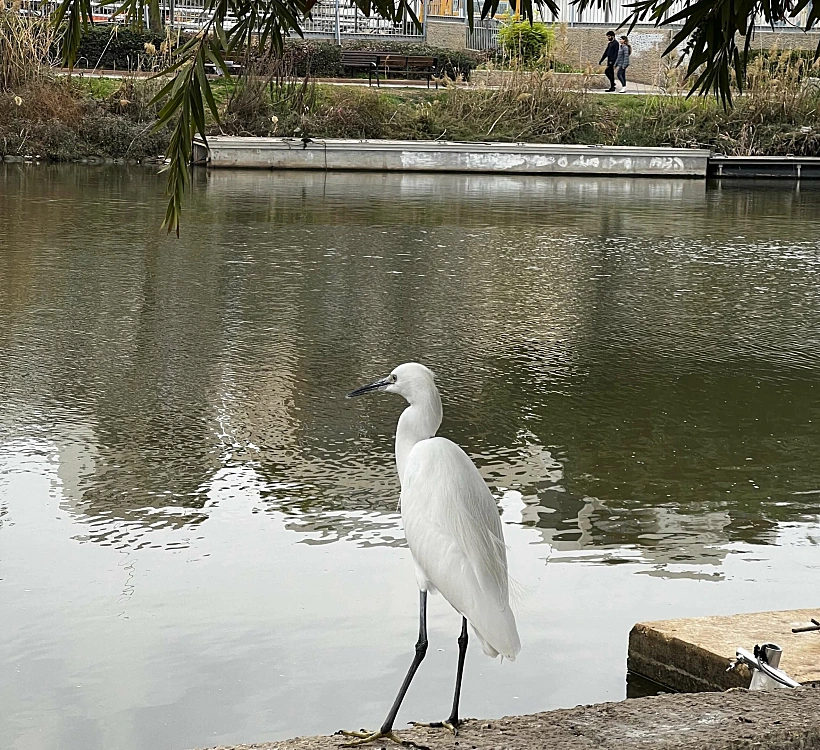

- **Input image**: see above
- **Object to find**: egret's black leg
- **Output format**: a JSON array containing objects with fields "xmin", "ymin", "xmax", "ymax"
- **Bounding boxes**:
[
  {"xmin": 380, "ymin": 589, "xmax": 429, "ymax": 733},
  {"xmin": 408, "ymin": 615, "xmax": 469, "ymax": 736},
  {"xmin": 337, "ymin": 591, "xmax": 429, "ymax": 748},
  {"xmin": 446, "ymin": 616, "xmax": 469, "ymax": 728}
]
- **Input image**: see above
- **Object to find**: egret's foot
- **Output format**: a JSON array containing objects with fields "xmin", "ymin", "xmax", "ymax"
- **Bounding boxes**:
[
  {"xmin": 334, "ymin": 729, "xmax": 429, "ymax": 749},
  {"xmin": 409, "ymin": 719, "xmax": 460, "ymax": 736}
]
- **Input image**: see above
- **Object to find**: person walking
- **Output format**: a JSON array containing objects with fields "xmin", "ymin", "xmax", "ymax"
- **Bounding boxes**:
[
  {"xmin": 615, "ymin": 35, "xmax": 631, "ymax": 92},
  {"xmin": 599, "ymin": 30, "xmax": 619, "ymax": 92}
]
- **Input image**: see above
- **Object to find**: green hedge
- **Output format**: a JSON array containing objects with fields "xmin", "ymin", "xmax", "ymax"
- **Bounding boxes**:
[
  {"xmin": 284, "ymin": 40, "xmax": 485, "ymax": 80},
  {"xmin": 71, "ymin": 28, "xmax": 485, "ymax": 80},
  {"xmin": 74, "ymin": 27, "xmax": 168, "ymax": 70}
]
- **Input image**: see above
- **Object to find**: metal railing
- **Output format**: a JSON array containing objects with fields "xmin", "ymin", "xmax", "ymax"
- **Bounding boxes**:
[
  {"xmin": 10, "ymin": 0, "xmax": 815, "ymax": 36},
  {"xmin": 458, "ymin": 0, "xmax": 814, "ymax": 27},
  {"xmin": 8, "ymin": 0, "xmax": 426, "ymax": 38},
  {"xmin": 301, "ymin": 0, "xmax": 425, "ymax": 41},
  {"xmin": 466, "ymin": 16, "xmax": 500, "ymax": 50}
]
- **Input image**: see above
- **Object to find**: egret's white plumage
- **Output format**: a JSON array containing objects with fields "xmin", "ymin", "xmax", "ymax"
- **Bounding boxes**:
[
  {"xmin": 402, "ymin": 436, "xmax": 520, "ymax": 659},
  {"xmin": 341, "ymin": 362, "xmax": 519, "ymax": 745}
]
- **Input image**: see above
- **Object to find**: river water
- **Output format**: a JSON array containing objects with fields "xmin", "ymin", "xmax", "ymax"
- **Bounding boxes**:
[{"xmin": 1, "ymin": 165, "xmax": 819, "ymax": 750}]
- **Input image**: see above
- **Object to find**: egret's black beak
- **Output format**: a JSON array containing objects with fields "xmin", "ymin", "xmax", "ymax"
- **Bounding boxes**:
[{"xmin": 347, "ymin": 377, "xmax": 390, "ymax": 399}]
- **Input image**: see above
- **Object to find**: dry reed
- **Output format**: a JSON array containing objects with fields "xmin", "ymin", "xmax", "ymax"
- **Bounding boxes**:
[{"xmin": 0, "ymin": 5, "xmax": 57, "ymax": 90}]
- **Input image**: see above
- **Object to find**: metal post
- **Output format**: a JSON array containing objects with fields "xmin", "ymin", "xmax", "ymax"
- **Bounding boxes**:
[
  {"xmin": 169, "ymin": 0, "xmax": 174, "ymax": 29},
  {"xmin": 422, "ymin": 0, "xmax": 428, "ymax": 42},
  {"xmin": 335, "ymin": 0, "xmax": 341, "ymax": 45}
]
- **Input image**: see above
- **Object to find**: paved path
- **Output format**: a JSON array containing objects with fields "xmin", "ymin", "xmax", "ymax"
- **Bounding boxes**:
[
  {"xmin": 61, "ymin": 68, "xmax": 665, "ymax": 95},
  {"xmin": 196, "ymin": 688, "xmax": 820, "ymax": 750}
]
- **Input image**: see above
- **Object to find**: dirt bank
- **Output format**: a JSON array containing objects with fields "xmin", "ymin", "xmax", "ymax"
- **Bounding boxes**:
[{"xmin": 198, "ymin": 687, "xmax": 820, "ymax": 750}]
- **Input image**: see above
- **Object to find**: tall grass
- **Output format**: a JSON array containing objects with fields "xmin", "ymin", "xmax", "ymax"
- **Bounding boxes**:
[
  {"xmin": 615, "ymin": 51, "xmax": 820, "ymax": 155},
  {"xmin": 220, "ymin": 55, "xmax": 316, "ymax": 136},
  {"xmin": 0, "ymin": 5, "xmax": 57, "ymax": 90},
  {"xmin": 413, "ymin": 71, "xmax": 594, "ymax": 142}
]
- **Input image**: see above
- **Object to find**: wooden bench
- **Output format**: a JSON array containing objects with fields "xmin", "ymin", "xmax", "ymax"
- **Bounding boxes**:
[
  {"xmin": 204, "ymin": 59, "xmax": 244, "ymax": 77},
  {"xmin": 380, "ymin": 54, "xmax": 439, "ymax": 88},
  {"xmin": 340, "ymin": 50, "xmax": 380, "ymax": 86},
  {"xmin": 340, "ymin": 51, "xmax": 439, "ymax": 88}
]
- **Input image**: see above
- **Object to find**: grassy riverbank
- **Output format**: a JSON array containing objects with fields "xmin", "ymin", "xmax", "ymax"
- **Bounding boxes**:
[{"xmin": 1, "ymin": 69, "xmax": 818, "ymax": 162}]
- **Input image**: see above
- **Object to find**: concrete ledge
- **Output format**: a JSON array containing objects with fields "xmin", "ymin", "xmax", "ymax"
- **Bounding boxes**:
[
  {"xmin": 192, "ymin": 137, "xmax": 711, "ymax": 176},
  {"xmin": 198, "ymin": 688, "xmax": 820, "ymax": 750},
  {"xmin": 629, "ymin": 609, "xmax": 820, "ymax": 693}
]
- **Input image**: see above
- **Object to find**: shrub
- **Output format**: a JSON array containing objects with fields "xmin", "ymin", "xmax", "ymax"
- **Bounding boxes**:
[
  {"xmin": 218, "ymin": 57, "xmax": 317, "ymax": 137},
  {"xmin": 497, "ymin": 20, "xmax": 554, "ymax": 65},
  {"xmin": 69, "ymin": 30, "xmax": 484, "ymax": 81},
  {"xmin": 306, "ymin": 87, "xmax": 396, "ymax": 138},
  {"xmin": 282, "ymin": 40, "xmax": 344, "ymax": 78},
  {"xmin": 0, "ymin": 78, "xmax": 170, "ymax": 159},
  {"xmin": 101, "ymin": 78, "xmax": 166, "ymax": 122},
  {"xmin": 339, "ymin": 41, "xmax": 484, "ymax": 81},
  {"xmin": 282, "ymin": 39, "xmax": 484, "ymax": 81},
  {"xmin": 72, "ymin": 26, "xmax": 179, "ymax": 70},
  {"xmin": 79, "ymin": 109, "xmax": 169, "ymax": 158}
]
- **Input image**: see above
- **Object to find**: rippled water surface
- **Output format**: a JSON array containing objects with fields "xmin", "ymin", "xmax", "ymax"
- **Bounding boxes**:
[{"xmin": 2, "ymin": 165, "xmax": 820, "ymax": 750}]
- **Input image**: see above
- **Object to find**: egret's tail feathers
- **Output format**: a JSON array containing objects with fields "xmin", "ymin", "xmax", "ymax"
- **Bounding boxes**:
[
  {"xmin": 470, "ymin": 607, "xmax": 520, "ymax": 661},
  {"xmin": 476, "ymin": 631, "xmax": 499, "ymax": 659},
  {"xmin": 507, "ymin": 572, "xmax": 527, "ymax": 610}
]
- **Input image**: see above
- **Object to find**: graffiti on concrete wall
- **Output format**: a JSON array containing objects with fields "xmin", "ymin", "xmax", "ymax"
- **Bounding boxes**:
[
  {"xmin": 398, "ymin": 148, "xmax": 695, "ymax": 174},
  {"xmin": 629, "ymin": 32, "xmax": 666, "ymax": 56},
  {"xmin": 650, "ymin": 156, "xmax": 686, "ymax": 170}
]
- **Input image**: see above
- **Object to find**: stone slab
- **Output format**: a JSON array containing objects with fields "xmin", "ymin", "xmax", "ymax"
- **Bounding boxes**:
[
  {"xmin": 192, "ymin": 137, "xmax": 711, "ymax": 177},
  {"xmin": 628, "ymin": 608, "xmax": 820, "ymax": 693},
  {"xmin": 196, "ymin": 687, "xmax": 820, "ymax": 750}
]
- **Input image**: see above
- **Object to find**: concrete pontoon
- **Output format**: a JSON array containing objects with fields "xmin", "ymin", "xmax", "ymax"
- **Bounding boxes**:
[{"xmin": 192, "ymin": 137, "xmax": 713, "ymax": 177}]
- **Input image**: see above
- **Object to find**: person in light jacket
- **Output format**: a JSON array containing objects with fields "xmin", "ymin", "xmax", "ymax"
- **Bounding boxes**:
[
  {"xmin": 598, "ymin": 30, "xmax": 620, "ymax": 92},
  {"xmin": 615, "ymin": 36, "xmax": 631, "ymax": 92}
]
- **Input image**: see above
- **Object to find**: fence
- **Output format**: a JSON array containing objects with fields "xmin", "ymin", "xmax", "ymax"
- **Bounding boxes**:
[
  {"xmin": 301, "ymin": 0, "xmax": 425, "ymax": 40},
  {"xmin": 458, "ymin": 0, "xmax": 656, "ymax": 25},
  {"xmin": 8, "ymin": 0, "xmax": 817, "ymax": 42},
  {"xmin": 6, "ymin": 0, "xmax": 426, "ymax": 39},
  {"xmin": 464, "ymin": 0, "xmax": 816, "ymax": 52},
  {"xmin": 465, "ymin": 16, "xmax": 500, "ymax": 50},
  {"xmin": 551, "ymin": 0, "xmax": 813, "ymax": 26}
]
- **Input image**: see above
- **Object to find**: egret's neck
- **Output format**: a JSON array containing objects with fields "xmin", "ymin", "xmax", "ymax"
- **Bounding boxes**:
[{"xmin": 395, "ymin": 388, "xmax": 442, "ymax": 486}]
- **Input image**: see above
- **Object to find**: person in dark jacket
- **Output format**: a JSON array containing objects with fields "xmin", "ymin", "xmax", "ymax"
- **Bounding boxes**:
[
  {"xmin": 599, "ymin": 30, "xmax": 619, "ymax": 92},
  {"xmin": 615, "ymin": 35, "xmax": 632, "ymax": 92}
]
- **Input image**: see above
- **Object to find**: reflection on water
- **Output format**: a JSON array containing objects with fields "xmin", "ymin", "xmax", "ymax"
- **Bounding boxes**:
[{"xmin": 1, "ymin": 165, "xmax": 820, "ymax": 750}]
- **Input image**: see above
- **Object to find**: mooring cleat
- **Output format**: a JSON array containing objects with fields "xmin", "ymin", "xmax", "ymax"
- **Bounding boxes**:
[{"xmin": 335, "ymin": 729, "xmax": 429, "ymax": 749}]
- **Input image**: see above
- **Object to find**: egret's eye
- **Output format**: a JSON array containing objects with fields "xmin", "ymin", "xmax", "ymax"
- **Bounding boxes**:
[{"xmin": 390, "ymin": 374, "xmax": 398, "ymax": 383}]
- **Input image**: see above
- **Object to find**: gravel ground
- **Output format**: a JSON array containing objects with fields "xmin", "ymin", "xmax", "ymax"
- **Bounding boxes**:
[{"xmin": 198, "ymin": 687, "xmax": 820, "ymax": 750}]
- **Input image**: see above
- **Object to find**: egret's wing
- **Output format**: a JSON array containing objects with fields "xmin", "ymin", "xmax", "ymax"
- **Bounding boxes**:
[{"xmin": 401, "ymin": 437, "xmax": 520, "ymax": 659}]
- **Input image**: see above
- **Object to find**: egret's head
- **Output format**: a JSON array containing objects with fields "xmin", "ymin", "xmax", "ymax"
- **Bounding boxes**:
[{"xmin": 347, "ymin": 362, "xmax": 437, "ymax": 404}]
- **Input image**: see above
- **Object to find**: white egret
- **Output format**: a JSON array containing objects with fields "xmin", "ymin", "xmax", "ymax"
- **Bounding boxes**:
[{"xmin": 340, "ymin": 362, "xmax": 519, "ymax": 748}]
